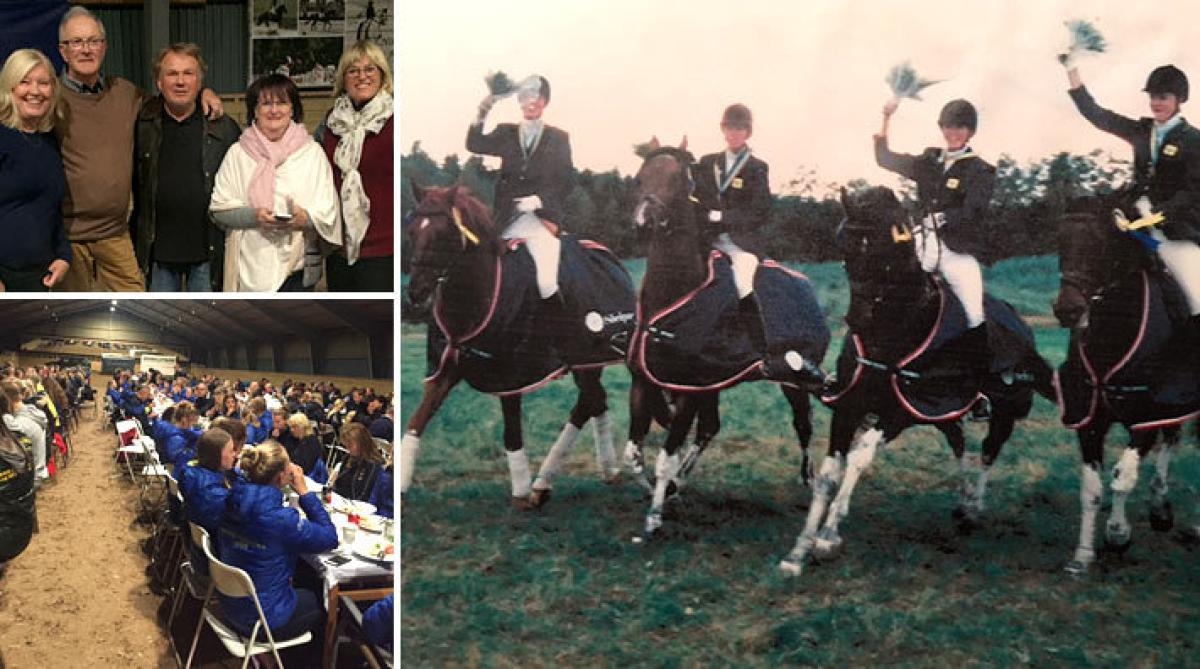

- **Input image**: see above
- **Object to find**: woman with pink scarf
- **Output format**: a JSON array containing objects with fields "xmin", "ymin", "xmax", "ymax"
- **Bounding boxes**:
[{"xmin": 209, "ymin": 74, "xmax": 340, "ymax": 292}]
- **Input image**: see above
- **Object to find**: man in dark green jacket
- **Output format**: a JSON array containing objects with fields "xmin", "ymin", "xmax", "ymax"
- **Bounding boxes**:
[{"xmin": 133, "ymin": 43, "xmax": 240, "ymax": 291}]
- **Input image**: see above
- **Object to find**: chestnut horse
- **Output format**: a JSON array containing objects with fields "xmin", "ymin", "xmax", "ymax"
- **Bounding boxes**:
[
  {"xmin": 778, "ymin": 186, "xmax": 1055, "ymax": 576},
  {"xmin": 627, "ymin": 138, "xmax": 830, "ymax": 540},
  {"xmin": 1054, "ymin": 196, "xmax": 1197, "ymax": 574},
  {"xmin": 400, "ymin": 184, "xmax": 634, "ymax": 507}
]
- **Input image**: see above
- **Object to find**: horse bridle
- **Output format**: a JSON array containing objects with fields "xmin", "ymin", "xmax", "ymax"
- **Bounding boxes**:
[
  {"xmin": 638, "ymin": 147, "xmax": 697, "ymax": 229},
  {"xmin": 410, "ymin": 203, "xmax": 480, "ymax": 288}
]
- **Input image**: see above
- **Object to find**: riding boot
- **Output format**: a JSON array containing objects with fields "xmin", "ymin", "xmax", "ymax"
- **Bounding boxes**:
[{"xmin": 964, "ymin": 324, "xmax": 992, "ymax": 421}]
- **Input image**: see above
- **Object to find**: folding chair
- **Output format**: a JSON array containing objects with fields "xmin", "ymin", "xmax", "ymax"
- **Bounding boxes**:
[
  {"xmin": 331, "ymin": 594, "xmax": 393, "ymax": 669},
  {"xmin": 148, "ymin": 473, "xmax": 186, "ymax": 592},
  {"xmin": 169, "ymin": 522, "xmax": 211, "ymax": 667},
  {"xmin": 184, "ymin": 533, "xmax": 313, "ymax": 669}
]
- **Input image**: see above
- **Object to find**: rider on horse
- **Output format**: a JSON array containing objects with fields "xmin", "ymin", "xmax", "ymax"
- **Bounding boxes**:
[
  {"xmin": 1064, "ymin": 61, "xmax": 1200, "ymax": 328},
  {"xmin": 874, "ymin": 97, "xmax": 997, "ymax": 393},
  {"xmin": 695, "ymin": 104, "xmax": 772, "ymax": 303},
  {"xmin": 467, "ymin": 75, "xmax": 575, "ymax": 303}
]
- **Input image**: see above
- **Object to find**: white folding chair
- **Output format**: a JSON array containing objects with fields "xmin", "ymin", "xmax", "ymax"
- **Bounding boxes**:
[
  {"xmin": 170, "ymin": 522, "xmax": 211, "ymax": 667},
  {"xmin": 184, "ymin": 532, "xmax": 313, "ymax": 669}
]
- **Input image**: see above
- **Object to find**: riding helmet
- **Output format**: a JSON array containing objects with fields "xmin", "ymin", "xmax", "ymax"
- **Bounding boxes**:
[
  {"xmin": 938, "ymin": 99, "xmax": 977, "ymax": 132},
  {"xmin": 721, "ymin": 103, "xmax": 753, "ymax": 130},
  {"xmin": 1144, "ymin": 65, "xmax": 1188, "ymax": 102}
]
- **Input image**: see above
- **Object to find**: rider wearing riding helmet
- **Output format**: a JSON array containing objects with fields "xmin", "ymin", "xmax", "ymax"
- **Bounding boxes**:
[
  {"xmin": 695, "ymin": 103, "xmax": 772, "ymax": 302},
  {"xmin": 1064, "ymin": 62, "xmax": 1200, "ymax": 323},
  {"xmin": 874, "ymin": 96, "xmax": 996, "ymax": 380},
  {"xmin": 467, "ymin": 75, "xmax": 575, "ymax": 302}
]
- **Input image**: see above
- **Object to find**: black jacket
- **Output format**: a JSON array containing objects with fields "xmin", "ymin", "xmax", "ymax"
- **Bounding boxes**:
[
  {"xmin": 132, "ymin": 97, "xmax": 241, "ymax": 288},
  {"xmin": 1070, "ymin": 86, "xmax": 1200, "ymax": 243},
  {"xmin": 693, "ymin": 150, "xmax": 772, "ymax": 255},
  {"xmin": 874, "ymin": 136, "xmax": 995, "ymax": 258},
  {"xmin": 466, "ymin": 121, "xmax": 575, "ymax": 226}
]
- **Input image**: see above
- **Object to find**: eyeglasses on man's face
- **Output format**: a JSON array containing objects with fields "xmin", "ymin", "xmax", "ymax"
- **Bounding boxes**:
[{"xmin": 61, "ymin": 37, "xmax": 106, "ymax": 51}]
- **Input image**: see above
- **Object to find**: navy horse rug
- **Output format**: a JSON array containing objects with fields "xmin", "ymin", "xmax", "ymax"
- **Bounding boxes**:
[
  {"xmin": 823, "ymin": 281, "xmax": 1041, "ymax": 421},
  {"xmin": 1057, "ymin": 270, "xmax": 1200, "ymax": 431},
  {"xmin": 426, "ymin": 235, "xmax": 636, "ymax": 395},
  {"xmin": 629, "ymin": 252, "xmax": 829, "ymax": 391}
]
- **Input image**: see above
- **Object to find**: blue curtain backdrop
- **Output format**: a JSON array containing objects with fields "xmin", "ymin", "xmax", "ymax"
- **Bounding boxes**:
[{"xmin": 0, "ymin": 0, "xmax": 69, "ymax": 73}]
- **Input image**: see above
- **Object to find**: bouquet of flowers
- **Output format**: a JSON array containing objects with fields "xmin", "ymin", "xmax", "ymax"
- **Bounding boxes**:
[
  {"xmin": 886, "ymin": 61, "xmax": 941, "ymax": 103},
  {"xmin": 1059, "ymin": 19, "xmax": 1106, "ymax": 68}
]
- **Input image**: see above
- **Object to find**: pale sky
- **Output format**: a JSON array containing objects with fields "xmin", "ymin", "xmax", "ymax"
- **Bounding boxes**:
[{"xmin": 400, "ymin": 1, "xmax": 1200, "ymax": 194}]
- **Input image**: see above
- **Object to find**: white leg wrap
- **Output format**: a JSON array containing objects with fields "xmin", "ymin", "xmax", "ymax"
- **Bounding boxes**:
[
  {"xmin": 1110, "ymin": 447, "xmax": 1141, "ymax": 494},
  {"xmin": 506, "ymin": 448, "xmax": 532, "ymax": 498},
  {"xmin": 591, "ymin": 412, "xmax": 620, "ymax": 478},
  {"xmin": 1152, "ymin": 442, "xmax": 1174, "ymax": 500},
  {"xmin": 801, "ymin": 455, "xmax": 843, "ymax": 539},
  {"xmin": 399, "ymin": 432, "xmax": 420, "ymax": 494},
  {"xmin": 646, "ymin": 450, "xmax": 680, "ymax": 534},
  {"xmin": 533, "ymin": 423, "xmax": 580, "ymax": 491},
  {"xmin": 1074, "ymin": 464, "xmax": 1103, "ymax": 565},
  {"xmin": 824, "ymin": 428, "xmax": 882, "ymax": 534},
  {"xmin": 974, "ymin": 465, "xmax": 992, "ymax": 512}
]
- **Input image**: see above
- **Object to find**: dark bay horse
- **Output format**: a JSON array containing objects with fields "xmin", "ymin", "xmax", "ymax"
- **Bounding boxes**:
[
  {"xmin": 401, "ymin": 184, "xmax": 634, "ymax": 507},
  {"xmin": 627, "ymin": 138, "xmax": 830, "ymax": 539},
  {"xmin": 1054, "ymin": 196, "xmax": 1197, "ymax": 574},
  {"xmin": 778, "ymin": 186, "xmax": 1055, "ymax": 576}
]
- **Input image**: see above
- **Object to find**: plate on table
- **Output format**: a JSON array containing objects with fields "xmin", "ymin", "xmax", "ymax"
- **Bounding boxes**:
[
  {"xmin": 351, "ymin": 535, "xmax": 394, "ymax": 564},
  {"xmin": 330, "ymin": 495, "xmax": 376, "ymax": 517},
  {"xmin": 357, "ymin": 515, "xmax": 386, "ymax": 533}
]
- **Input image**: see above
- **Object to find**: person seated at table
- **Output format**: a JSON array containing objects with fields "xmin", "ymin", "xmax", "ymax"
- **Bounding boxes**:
[
  {"xmin": 300, "ymin": 391, "xmax": 324, "ymax": 425},
  {"xmin": 217, "ymin": 440, "xmax": 337, "ymax": 649},
  {"xmin": 0, "ymin": 381, "xmax": 48, "ymax": 486},
  {"xmin": 212, "ymin": 417, "xmax": 247, "ymax": 451},
  {"xmin": 330, "ymin": 422, "xmax": 384, "ymax": 503},
  {"xmin": 268, "ymin": 406, "xmax": 289, "ymax": 441},
  {"xmin": 362, "ymin": 594, "xmax": 394, "ymax": 654},
  {"xmin": 368, "ymin": 401, "xmax": 393, "ymax": 443},
  {"xmin": 122, "ymin": 384, "xmax": 158, "ymax": 433},
  {"xmin": 368, "ymin": 461, "xmax": 392, "ymax": 519},
  {"xmin": 243, "ymin": 397, "xmax": 272, "ymax": 445},
  {"xmin": 280, "ymin": 413, "xmax": 326, "ymax": 482},
  {"xmin": 177, "ymin": 427, "xmax": 238, "ymax": 575},
  {"xmin": 220, "ymin": 393, "xmax": 241, "ymax": 419},
  {"xmin": 160, "ymin": 401, "xmax": 202, "ymax": 466}
]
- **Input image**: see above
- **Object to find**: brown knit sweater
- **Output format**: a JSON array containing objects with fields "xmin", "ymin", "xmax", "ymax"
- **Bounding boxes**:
[{"xmin": 56, "ymin": 77, "xmax": 144, "ymax": 242}]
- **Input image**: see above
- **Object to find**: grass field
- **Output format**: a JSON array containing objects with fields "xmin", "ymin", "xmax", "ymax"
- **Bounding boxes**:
[{"xmin": 400, "ymin": 255, "xmax": 1200, "ymax": 667}]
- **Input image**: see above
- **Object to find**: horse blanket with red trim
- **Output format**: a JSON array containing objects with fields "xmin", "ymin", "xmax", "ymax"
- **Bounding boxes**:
[
  {"xmin": 426, "ymin": 235, "xmax": 636, "ymax": 395},
  {"xmin": 1058, "ymin": 270, "xmax": 1200, "ymax": 431},
  {"xmin": 630, "ymin": 253, "xmax": 829, "ymax": 391},
  {"xmin": 823, "ymin": 282, "xmax": 1040, "ymax": 421}
]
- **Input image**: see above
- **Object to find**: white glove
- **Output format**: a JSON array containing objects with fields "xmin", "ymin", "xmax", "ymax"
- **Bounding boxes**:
[
  {"xmin": 707, "ymin": 210, "xmax": 723, "ymax": 223},
  {"xmin": 515, "ymin": 195, "xmax": 543, "ymax": 214},
  {"xmin": 1058, "ymin": 48, "xmax": 1079, "ymax": 70},
  {"xmin": 1134, "ymin": 196, "xmax": 1153, "ymax": 219}
]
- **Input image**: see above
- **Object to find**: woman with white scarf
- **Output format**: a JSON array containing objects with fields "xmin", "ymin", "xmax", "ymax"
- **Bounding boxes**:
[
  {"xmin": 209, "ymin": 74, "xmax": 340, "ymax": 292},
  {"xmin": 319, "ymin": 40, "xmax": 394, "ymax": 291}
]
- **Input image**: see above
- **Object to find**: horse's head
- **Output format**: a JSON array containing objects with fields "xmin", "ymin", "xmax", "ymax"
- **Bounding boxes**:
[
  {"xmin": 837, "ymin": 186, "xmax": 928, "ymax": 329},
  {"xmin": 1054, "ymin": 196, "xmax": 1150, "ymax": 328},
  {"xmin": 631, "ymin": 136, "xmax": 695, "ymax": 234},
  {"xmin": 403, "ymin": 181, "xmax": 496, "ymax": 320}
]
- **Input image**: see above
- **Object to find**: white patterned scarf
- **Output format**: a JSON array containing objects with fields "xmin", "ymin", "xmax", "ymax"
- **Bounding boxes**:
[{"xmin": 326, "ymin": 90, "xmax": 394, "ymax": 264}]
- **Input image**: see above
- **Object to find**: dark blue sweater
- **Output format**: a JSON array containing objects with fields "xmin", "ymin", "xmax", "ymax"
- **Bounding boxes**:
[{"xmin": 0, "ymin": 125, "xmax": 70, "ymax": 268}]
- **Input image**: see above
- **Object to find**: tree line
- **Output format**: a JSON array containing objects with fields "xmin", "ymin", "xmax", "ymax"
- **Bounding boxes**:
[{"xmin": 401, "ymin": 141, "xmax": 1131, "ymax": 266}]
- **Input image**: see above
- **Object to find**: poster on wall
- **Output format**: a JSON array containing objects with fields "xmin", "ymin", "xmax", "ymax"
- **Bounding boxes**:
[{"xmin": 251, "ymin": 0, "xmax": 391, "ymax": 88}]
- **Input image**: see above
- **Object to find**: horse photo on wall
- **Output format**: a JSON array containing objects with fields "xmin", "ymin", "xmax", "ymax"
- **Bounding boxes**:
[{"xmin": 252, "ymin": 0, "xmax": 298, "ymax": 36}]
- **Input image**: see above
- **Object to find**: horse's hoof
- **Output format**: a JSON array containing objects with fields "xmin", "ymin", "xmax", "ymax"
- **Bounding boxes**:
[
  {"xmin": 510, "ymin": 495, "xmax": 536, "ymax": 511},
  {"xmin": 1064, "ymin": 559, "xmax": 1090, "ymax": 576},
  {"xmin": 778, "ymin": 557, "xmax": 805, "ymax": 578},
  {"xmin": 811, "ymin": 528, "xmax": 843, "ymax": 561},
  {"xmin": 1150, "ymin": 501, "xmax": 1174, "ymax": 532},
  {"xmin": 528, "ymin": 488, "xmax": 551, "ymax": 509},
  {"xmin": 1104, "ymin": 523, "xmax": 1132, "ymax": 551}
]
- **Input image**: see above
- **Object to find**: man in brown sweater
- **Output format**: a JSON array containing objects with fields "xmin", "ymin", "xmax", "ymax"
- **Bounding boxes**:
[{"xmin": 53, "ymin": 7, "xmax": 222, "ymax": 292}]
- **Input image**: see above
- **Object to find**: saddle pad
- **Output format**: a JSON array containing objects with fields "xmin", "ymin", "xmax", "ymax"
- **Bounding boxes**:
[
  {"xmin": 632, "ymin": 252, "xmax": 829, "ymax": 391},
  {"xmin": 427, "ymin": 235, "xmax": 635, "ymax": 395}
]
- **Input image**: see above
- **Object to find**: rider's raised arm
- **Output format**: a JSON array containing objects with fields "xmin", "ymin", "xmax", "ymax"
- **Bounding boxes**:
[
  {"xmin": 1068, "ymin": 85, "xmax": 1143, "ymax": 145},
  {"xmin": 873, "ymin": 134, "xmax": 920, "ymax": 181}
]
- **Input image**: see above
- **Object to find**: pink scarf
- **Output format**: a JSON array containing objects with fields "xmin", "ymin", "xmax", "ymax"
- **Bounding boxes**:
[{"xmin": 238, "ymin": 121, "xmax": 313, "ymax": 210}]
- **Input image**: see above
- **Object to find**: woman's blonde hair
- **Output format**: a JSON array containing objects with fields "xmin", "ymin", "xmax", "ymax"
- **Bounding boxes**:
[
  {"xmin": 0, "ymin": 49, "xmax": 62, "ymax": 133},
  {"xmin": 333, "ymin": 40, "xmax": 392, "ymax": 99},
  {"xmin": 340, "ymin": 421, "xmax": 383, "ymax": 464},
  {"xmin": 239, "ymin": 440, "xmax": 290, "ymax": 485},
  {"xmin": 172, "ymin": 400, "xmax": 199, "ymax": 425},
  {"xmin": 245, "ymin": 397, "xmax": 266, "ymax": 418},
  {"xmin": 286, "ymin": 412, "xmax": 313, "ymax": 437}
]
